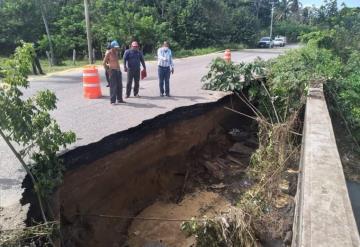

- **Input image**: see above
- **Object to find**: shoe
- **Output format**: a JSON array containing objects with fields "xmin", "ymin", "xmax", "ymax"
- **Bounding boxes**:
[
  {"xmin": 106, "ymin": 84, "xmax": 109, "ymax": 87},
  {"xmin": 111, "ymin": 102, "xmax": 116, "ymax": 105},
  {"xmin": 166, "ymin": 94, "xmax": 170, "ymax": 97},
  {"xmin": 125, "ymin": 95, "xmax": 130, "ymax": 98},
  {"xmin": 117, "ymin": 100, "xmax": 126, "ymax": 104},
  {"xmin": 160, "ymin": 94, "xmax": 164, "ymax": 97},
  {"xmin": 134, "ymin": 94, "xmax": 140, "ymax": 98}
]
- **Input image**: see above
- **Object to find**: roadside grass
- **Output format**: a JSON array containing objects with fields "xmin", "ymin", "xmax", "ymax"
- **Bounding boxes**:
[
  {"xmin": 0, "ymin": 56, "xmax": 6, "ymax": 65},
  {"xmin": 0, "ymin": 56, "xmax": 99, "ymax": 75},
  {"xmin": 174, "ymin": 43, "xmax": 246, "ymax": 58},
  {"xmin": 144, "ymin": 43, "xmax": 246, "ymax": 61},
  {"xmin": 1, "ymin": 43, "xmax": 245, "ymax": 75},
  {"xmin": 39, "ymin": 59, "xmax": 102, "ymax": 74}
]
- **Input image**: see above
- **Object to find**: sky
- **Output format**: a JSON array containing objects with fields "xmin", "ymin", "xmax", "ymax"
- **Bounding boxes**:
[{"xmin": 301, "ymin": 0, "xmax": 360, "ymax": 8}]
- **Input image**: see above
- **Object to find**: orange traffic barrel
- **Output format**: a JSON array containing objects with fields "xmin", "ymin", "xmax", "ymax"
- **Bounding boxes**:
[
  {"xmin": 224, "ymin": 49, "xmax": 231, "ymax": 63},
  {"xmin": 83, "ymin": 65, "xmax": 102, "ymax": 99}
]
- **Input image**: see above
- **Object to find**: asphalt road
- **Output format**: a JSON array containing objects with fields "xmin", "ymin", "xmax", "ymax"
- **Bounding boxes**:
[{"xmin": 0, "ymin": 46, "xmax": 296, "ymax": 229}]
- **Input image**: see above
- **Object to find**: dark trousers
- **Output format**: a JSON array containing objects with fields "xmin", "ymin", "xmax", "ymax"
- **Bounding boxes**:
[
  {"xmin": 158, "ymin": 66, "xmax": 170, "ymax": 95},
  {"xmin": 32, "ymin": 57, "xmax": 44, "ymax": 75},
  {"xmin": 109, "ymin": 70, "xmax": 123, "ymax": 103},
  {"xmin": 126, "ymin": 68, "xmax": 140, "ymax": 96},
  {"xmin": 105, "ymin": 70, "xmax": 110, "ymax": 84}
]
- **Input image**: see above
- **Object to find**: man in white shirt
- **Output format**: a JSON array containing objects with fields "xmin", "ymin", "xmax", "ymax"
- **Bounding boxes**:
[{"xmin": 157, "ymin": 41, "xmax": 174, "ymax": 97}]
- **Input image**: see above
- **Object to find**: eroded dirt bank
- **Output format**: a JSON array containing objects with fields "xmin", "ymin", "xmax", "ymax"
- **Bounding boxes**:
[
  {"xmin": 52, "ymin": 95, "xmax": 295, "ymax": 246},
  {"xmin": 54, "ymin": 96, "xmax": 247, "ymax": 246}
]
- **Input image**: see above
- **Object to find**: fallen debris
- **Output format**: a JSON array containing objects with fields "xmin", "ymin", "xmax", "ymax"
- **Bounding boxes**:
[
  {"xmin": 228, "ymin": 128, "xmax": 250, "ymax": 141},
  {"xmin": 228, "ymin": 142, "xmax": 254, "ymax": 155},
  {"xmin": 203, "ymin": 161, "xmax": 225, "ymax": 179}
]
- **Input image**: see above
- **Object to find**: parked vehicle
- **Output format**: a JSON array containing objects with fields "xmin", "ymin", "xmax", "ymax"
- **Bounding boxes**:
[
  {"xmin": 273, "ymin": 36, "xmax": 287, "ymax": 47},
  {"xmin": 258, "ymin": 37, "xmax": 274, "ymax": 48}
]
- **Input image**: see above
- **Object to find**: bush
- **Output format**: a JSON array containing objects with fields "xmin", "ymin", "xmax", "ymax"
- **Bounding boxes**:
[
  {"xmin": 326, "ymin": 51, "xmax": 360, "ymax": 139},
  {"xmin": 38, "ymin": 35, "xmax": 73, "ymax": 65},
  {"xmin": 273, "ymin": 21, "xmax": 317, "ymax": 42},
  {"xmin": 267, "ymin": 45, "xmax": 342, "ymax": 119},
  {"xmin": 202, "ymin": 57, "xmax": 266, "ymax": 92},
  {"xmin": 181, "ymin": 208, "xmax": 259, "ymax": 247},
  {"xmin": 202, "ymin": 44, "xmax": 342, "ymax": 121}
]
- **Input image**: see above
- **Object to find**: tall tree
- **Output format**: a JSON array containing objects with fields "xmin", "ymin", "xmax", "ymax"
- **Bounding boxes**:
[
  {"xmin": 290, "ymin": 0, "xmax": 299, "ymax": 14},
  {"xmin": 275, "ymin": 0, "xmax": 291, "ymax": 21},
  {"xmin": 0, "ymin": 0, "xmax": 42, "ymax": 54}
]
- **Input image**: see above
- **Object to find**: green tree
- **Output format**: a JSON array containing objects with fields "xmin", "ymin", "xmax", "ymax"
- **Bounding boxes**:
[
  {"xmin": 0, "ymin": 0, "xmax": 43, "ymax": 54},
  {"xmin": 275, "ymin": 0, "xmax": 292, "ymax": 21},
  {"xmin": 0, "ymin": 42, "xmax": 76, "ymax": 228},
  {"xmin": 39, "ymin": 1, "xmax": 86, "ymax": 61}
]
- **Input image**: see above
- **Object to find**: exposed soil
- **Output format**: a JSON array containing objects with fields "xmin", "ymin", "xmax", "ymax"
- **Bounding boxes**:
[
  {"xmin": 53, "ymin": 96, "xmax": 243, "ymax": 247},
  {"xmin": 125, "ymin": 124, "xmax": 296, "ymax": 247},
  {"xmin": 46, "ymin": 95, "xmax": 296, "ymax": 246},
  {"xmin": 126, "ymin": 124, "xmax": 256, "ymax": 247},
  {"xmin": 128, "ymin": 191, "xmax": 230, "ymax": 247}
]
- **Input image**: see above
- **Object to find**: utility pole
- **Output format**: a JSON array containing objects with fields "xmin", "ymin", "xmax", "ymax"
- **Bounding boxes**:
[
  {"xmin": 38, "ymin": 0, "xmax": 54, "ymax": 66},
  {"xmin": 84, "ymin": 0, "xmax": 93, "ymax": 64},
  {"xmin": 270, "ymin": 2, "xmax": 274, "ymax": 40}
]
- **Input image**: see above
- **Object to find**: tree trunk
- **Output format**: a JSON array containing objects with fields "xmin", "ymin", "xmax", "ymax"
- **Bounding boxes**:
[
  {"xmin": 255, "ymin": 0, "xmax": 260, "ymax": 18},
  {"xmin": 0, "ymin": 129, "xmax": 54, "ymax": 246}
]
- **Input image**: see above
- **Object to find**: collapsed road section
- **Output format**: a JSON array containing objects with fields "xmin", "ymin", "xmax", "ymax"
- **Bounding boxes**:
[
  {"xmin": 23, "ymin": 94, "xmax": 297, "ymax": 247},
  {"xmin": 57, "ymin": 95, "xmax": 251, "ymax": 247}
]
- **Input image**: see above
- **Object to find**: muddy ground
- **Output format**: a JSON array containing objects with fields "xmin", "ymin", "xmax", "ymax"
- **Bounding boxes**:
[
  {"xmin": 126, "ymin": 125, "xmax": 296, "ymax": 247},
  {"xmin": 49, "ymin": 97, "xmax": 296, "ymax": 247}
]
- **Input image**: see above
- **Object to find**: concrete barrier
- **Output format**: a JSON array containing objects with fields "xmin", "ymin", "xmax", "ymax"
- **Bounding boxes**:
[{"xmin": 292, "ymin": 84, "xmax": 360, "ymax": 246}]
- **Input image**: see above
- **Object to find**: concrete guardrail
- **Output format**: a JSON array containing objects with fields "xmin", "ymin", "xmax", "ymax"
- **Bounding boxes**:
[{"xmin": 292, "ymin": 84, "xmax": 360, "ymax": 246}]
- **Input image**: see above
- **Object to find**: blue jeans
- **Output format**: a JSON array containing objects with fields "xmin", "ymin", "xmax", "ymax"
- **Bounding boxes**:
[{"xmin": 158, "ymin": 66, "xmax": 170, "ymax": 95}]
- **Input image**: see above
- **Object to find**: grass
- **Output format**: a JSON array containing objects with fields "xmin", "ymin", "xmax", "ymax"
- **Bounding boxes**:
[
  {"xmin": 39, "ymin": 59, "xmax": 102, "ymax": 74},
  {"xmin": 0, "ymin": 56, "xmax": 6, "ymax": 65},
  {"xmin": 0, "ymin": 56, "xmax": 100, "ymax": 75},
  {"xmin": 174, "ymin": 44, "xmax": 246, "ymax": 58},
  {"xmin": 145, "ymin": 43, "xmax": 245, "ymax": 61},
  {"xmin": 1, "ymin": 43, "xmax": 245, "ymax": 75}
]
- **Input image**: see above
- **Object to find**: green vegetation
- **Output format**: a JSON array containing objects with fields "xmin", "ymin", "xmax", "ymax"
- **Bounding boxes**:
[
  {"xmin": 0, "ymin": 0, "xmax": 359, "ymax": 245},
  {"xmin": 195, "ymin": 41, "xmax": 342, "ymax": 246},
  {"xmin": 0, "ymin": 56, "xmax": 94, "ymax": 75},
  {"xmin": 185, "ymin": 3, "xmax": 360, "ymax": 246},
  {"xmin": 4, "ymin": 0, "xmax": 342, "ymax": 74},
  {"xmin": 0, "ymin": 43, "xmax": 76, "ymax": 245},
  {"xmin": 273, "ymin": 20, "xmax": 316, "ymax": 42},
  {"xmin": 314, "ymin": 8, "xmax": 360, "ymax": 144},
  {"xmin": 39, "ymin": 59, "xmax": 100, "ymax": 74},
  {"xmin": 181, "ymin": 208, "xmax": 258, "ymax": 247},
  {"xmin": 0, "ymin": 0, "xmax": 312, "ymax": 66},
  {"xmin": 143, "ymin": 44, "xmax": 246, "ymax": 61}
]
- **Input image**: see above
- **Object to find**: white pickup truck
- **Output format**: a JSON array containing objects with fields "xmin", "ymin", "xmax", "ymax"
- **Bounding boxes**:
[{"xmin": 273, "ymin": 36, "xmax": 287, "ymax": 47}]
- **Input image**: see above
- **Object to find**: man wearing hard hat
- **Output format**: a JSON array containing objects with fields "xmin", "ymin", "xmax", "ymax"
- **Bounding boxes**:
[
  {"xmin": 123, "ymin": 41, "xmax": 146, "ymax": 98},
  {"xmin": 103, "ymin": 40, "xmax": 125, "ymax": 104}
]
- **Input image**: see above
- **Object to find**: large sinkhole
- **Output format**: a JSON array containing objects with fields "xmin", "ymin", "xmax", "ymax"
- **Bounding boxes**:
[{"xmin": 26, "ymin": 95, "xmax": 296, "ymax": 246}]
